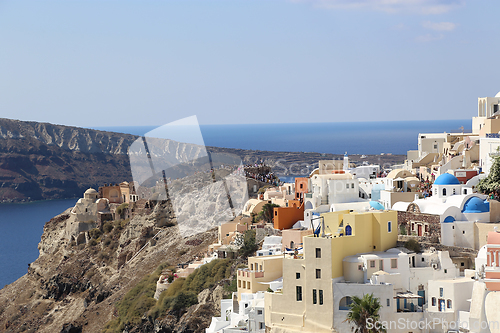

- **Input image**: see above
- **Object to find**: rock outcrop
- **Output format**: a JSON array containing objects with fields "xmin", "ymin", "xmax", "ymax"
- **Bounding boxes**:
[{"xmin": 0, "ymin": 198, "xmax": 219, "ymax": 333}]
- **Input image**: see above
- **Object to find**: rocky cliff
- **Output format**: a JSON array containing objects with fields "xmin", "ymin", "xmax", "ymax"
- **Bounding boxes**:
[
  {"xmin": 0, "ymin": 198, "xmax": 229, "ymax": 333},
  {"xmin": 0, "ymin": 118, "xmax": 137, "ymax": 201},
  {"xmin": 0, "ymin": 118, "xmax": 405, "ymax": 202}
]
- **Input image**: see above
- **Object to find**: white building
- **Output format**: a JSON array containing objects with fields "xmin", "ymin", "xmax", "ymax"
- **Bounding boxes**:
[
  {"xmin": 256, "ymin": 236, "xmax": 282, "ymax": 257},
  {"xmin": 206, "ymin": 292, "xmax": 267, "ymax": 333}
]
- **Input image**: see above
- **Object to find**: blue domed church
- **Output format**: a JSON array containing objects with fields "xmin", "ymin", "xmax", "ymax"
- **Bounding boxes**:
[{"xmin": 393, "ymin": 173, "xmax": 497, "ymax": 250}]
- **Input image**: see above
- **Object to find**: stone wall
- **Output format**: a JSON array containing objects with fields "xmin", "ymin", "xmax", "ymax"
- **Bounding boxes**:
[{"xmin": 397, "ymin": 211, "xmax": 440, "ymax": 240}]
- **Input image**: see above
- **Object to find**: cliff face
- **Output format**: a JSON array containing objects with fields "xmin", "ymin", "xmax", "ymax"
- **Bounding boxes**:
[
  {"xmin": 0, "ymin": 118, "xmax": 212, "ymax": 202},
  {"xmin": 0, "ymin": 199, "xmax": 221, "ymax": 333},
  {"xmin": 0, "ymin": 117, "xmax": 406, "ymax": 202},
  {"xmin": 0, "ymin": 118, "xmax": 136, "ymax": 201}
]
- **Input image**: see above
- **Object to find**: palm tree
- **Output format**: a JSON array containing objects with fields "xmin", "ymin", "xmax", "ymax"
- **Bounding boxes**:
[{"xmin": 344, "ymin": 293, "xmax": 386, "ymax": 333}]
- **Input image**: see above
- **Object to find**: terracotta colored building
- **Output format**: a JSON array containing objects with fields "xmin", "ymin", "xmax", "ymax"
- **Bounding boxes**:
[
  {"xmin": 273, "ymin": 200, "xmax": 304, "ymax": 230},
  {"xmin": 295, "ymin": 178, "xmax": 308, "ymax": 201}
]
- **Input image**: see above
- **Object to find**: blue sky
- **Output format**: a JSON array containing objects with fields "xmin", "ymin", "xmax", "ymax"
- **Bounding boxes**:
[{"xmin": 0, "ymin": 0, "xmax": 498, "ymax": 127}]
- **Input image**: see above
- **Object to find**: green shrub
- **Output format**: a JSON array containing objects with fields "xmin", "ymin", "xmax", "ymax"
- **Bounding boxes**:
[
  {"xmin": 116, "ymin": 203, "xmax": 129, "ymax": 216},
  {"xmin": 104, "ymin": 260, "xmax": 234, "ymax": 331},
  {"xmin": 89, "ymin": 228, "xmax": 102, "ymax": 240},
  {"xmin": 404, "ymin": 239, "xmax": 421, "ymax": 253},
  {"xmin": 103, "ymin": 263, "xmax": 169, "ymax": 333},
  {"xmin": 88, "ymin": 239, "xmax": 98, "ymax": 247},
  {"xmin": 223, "ymin": 275, "xmax": 237, "ymax": 295},
  {"xmin": 103, "ymin": 237, "xmax": 112, "ymax": 247},
  {"xmin": 103, "ymin": 222, "xmax": 114, "ymax": 233}
]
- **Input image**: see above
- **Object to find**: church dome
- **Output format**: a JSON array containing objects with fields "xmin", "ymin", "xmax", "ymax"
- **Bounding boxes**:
[
  {"xmin": 85, "ymin": 188, "xmax": 97, "ymax": 194},
  {"xmin": 495, "ymin": 91, "xmax": 500, "ymax": 98},
  {"xmin": 434, "ymin": 173, "xmax": 460, "ymax": 185},
  {"xmin": 462, "ymin": 197, "xmax": 489, "ymax": 213}
]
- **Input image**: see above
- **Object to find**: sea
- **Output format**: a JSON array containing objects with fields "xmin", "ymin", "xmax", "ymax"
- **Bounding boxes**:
[
  {"xmin": 0, "ymin": 199, "xmax": 78, "ymax": 288},
  {"xmin": 93, "ymin": 119, "xmax": 471, "ymax": 155},
  {"xmin": 0, "ymin": 119, "xmax": 471, "ymax": 289}
]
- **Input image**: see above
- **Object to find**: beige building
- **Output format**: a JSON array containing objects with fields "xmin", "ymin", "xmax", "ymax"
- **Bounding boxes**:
[
  {"xmin": 281, "ymin": 228, "xmax": 313, "ymax": 251},
  {"xmin": 237, "ymin": 255, "xmax": 283, "ymax": 300},
  {"xmin": 265, "ymin": 210, "xmax": 398, "ymax": 332}
]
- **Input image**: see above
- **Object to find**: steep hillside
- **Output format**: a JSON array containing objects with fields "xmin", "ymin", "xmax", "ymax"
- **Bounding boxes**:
[{"xmin": 0, "ymin": 199, "xmax": 224, "ymax": 333}]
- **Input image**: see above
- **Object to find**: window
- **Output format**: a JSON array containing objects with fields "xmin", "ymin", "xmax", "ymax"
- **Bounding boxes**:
[
  {"xmin": 248, "ymin": 282, "xmax": 251, "ymax": 289},
  {"xmin": 387, "ymin": 299, "xmax": 390, "ymax": 307},
  {"xmin": 316, "ymin": 248, "xmax": 321, "ymax": 258},
  {"xmin": 447, "ymin": 299, "xmax": 452, "ymax": 308},
  {"xmin": 453, "ymin": 188, "xmax": 456, "ymax": 195},
  {"xmin": 259, "ymin": 322, "xmax": 265, "ymax": 329},
  {"xmin": 432, "ymin": 297, "xmax": 436, "ymax": 306},
  {"xmin": 300, "ymin": 184, "xmax": 303, "ymax": 189},
  {"xmin": 351, "ymin": 183, "xmax": 354, "ymax": 189},
  {"xmin": 251, "ymin": 264, "xmax": 254, "ymax": 270},
  {"xmin": 296, "ymin": 286, "xmax": 302, "ymax": 301},
  {"xmin": 346, "ymin": 184, "xmax": 349, "ymax": 189},
  {"xmin": 464, "ymin": 189, "xmax": 468, "ymax": 194},
  {"xmin": 319, "ymin": 290, "xmax": 324, "ymax": 305},
  {"xmin": 296, "ymin": 272, "xmax": 300, "ymax": 279},
  {"xmin": 391, "ymin": 259, "xmax": 397, "ymax": 269},
  {"xmin": 443, "ymin": 188, "xmax": 446, "ymax": 196},
  {"xmin": 461, "ymin": 262, "xmax": 465, "ymax": 267},
  {"xmin": 388, "ymin": 221, "xmax": 392, "ymax": 233},
  {"xmin": 439, "ymin": 288, "xmax": 444, "ymax": 297},
  {"xmin": 379, "ymin": 260, "xmax": 383, "ymax": 270},
  {"xmin": 245, "ymin": 303, "xmax": 249, "ymax": 308},
  {"xmin": 316, "ymin": 269, "xmax": 321, "ymax": 279},
  {"xmin": 358, "ymin": 264, "xmax": 363, "ymax": 271},
  {"xmin": 444, "ymin": 269, "xmax": 447, "ymax": 274},
  {"xmin": 257, "ymin": 310, "xmax": 263, "ymax": 315},
  {"xmin": 422, "ymin": 258, "xmax": 425, "ymax": 262},
  {"xmin": 275, "ymin": 211, "xmax": 277, "ymax": 216},
  {"xmin": 313, "ymin": 289, "xmax": 317, "ymax": 304},
  {"xmin": 238, "ymin": 280, "xmax": 241, "ymax": 288},
  {"xmin": 425, "ymin": 225, "xmax": 429, "ymax": 233},
  {"xmin": 243, "ymin": 281, "xmax": 246, "ymax": 288},
  {"xmin": 370, "ymin": 260, "xmax": 376, "ymax": 268}
]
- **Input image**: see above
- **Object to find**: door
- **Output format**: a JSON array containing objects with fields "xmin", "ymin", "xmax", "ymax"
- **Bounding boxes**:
[
  {"xmin": 417, "ymin": 290, "xmax": 425, "ymax": 307},
  {"xmin": 418, "ymin": 224, "xmax": 422, "ymax": 236},
  {"xmin": 439, "ymin": 299, "xmax": 445, "ymax": 312},
  {"xmin": 345, "ymin": 225, "xmax": 352, "ymax": 236}
]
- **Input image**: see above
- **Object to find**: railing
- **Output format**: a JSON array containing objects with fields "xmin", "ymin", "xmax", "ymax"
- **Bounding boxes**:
[{"xmin": 237, "ymin": 268, "xmax": 265, "ymax": 278}]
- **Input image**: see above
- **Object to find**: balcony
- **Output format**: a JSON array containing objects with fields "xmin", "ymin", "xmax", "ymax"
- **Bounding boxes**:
[{"xmin": 238, "ymin": 268, "xmax": 265, "ymax": 278}]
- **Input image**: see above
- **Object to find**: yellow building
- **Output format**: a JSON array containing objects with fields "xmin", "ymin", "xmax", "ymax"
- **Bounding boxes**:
[
  {"xmin": 265, "ymin": 210, "xmax": 398, "ymax": 333},
  {"xmin": 237, "ymin": 255, "xmax": 283, "ymax": 300}
]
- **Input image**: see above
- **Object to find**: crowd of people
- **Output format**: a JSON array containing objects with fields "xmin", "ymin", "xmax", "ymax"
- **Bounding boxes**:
[{"xmin": 243, "ymin": 162, "xmax": 281, "ymax": 186}]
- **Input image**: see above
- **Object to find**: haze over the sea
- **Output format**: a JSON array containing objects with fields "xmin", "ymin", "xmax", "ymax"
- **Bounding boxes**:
[{"xmin": 93, "ymin": 119, "xmax": 470, "ymax": 155}]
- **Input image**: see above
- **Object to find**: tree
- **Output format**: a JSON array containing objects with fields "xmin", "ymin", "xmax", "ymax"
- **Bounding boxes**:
[
  {"xmin": 239, "ymin": 229, "xmax": 258, "ymax": 257},
  {"xmin": 478, "ymin": 147, "xmax": 500, "ymax": 194},
  {"xmin": 344, "ymin": 293, "xmax": 386, "ymax": 333},
  {"xmin": 258, "ymin": 203, "xmax": 280, "ymax": 224}
]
